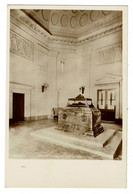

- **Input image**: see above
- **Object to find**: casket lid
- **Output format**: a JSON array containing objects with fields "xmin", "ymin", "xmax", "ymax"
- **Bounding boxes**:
[{"xmin": 68, "ymin": 94, "xmax": 92, "ymax": 101}]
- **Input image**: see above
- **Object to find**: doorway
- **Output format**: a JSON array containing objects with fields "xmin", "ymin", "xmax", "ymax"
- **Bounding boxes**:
[
  {"xmin": 97, "ymin": 89, "xmax": 116, "ymax": 121},
  {"xmin": 13, "ymin": 93, "xmax": 24, "ymax": 121}
]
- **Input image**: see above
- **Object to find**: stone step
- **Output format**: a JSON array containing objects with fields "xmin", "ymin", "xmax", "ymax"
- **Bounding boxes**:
[
  {"xmin": 30, "ymin": 127, "xmax": 122, "ymax": 160},
  {"xmin": 85, "ymin": 128, "xmax": 116, "ymax": 147},
  {"xmin": 31, "ymin": 126, "xmax": 116, "ymax": 148},
  {"xmin": 102, "ymin": 131, "xmax": 122, "ymax": 159}
]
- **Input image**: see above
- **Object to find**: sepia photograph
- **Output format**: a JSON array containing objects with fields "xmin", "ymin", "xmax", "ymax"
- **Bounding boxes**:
[{"xmin": 5, "ymin": 4, "xmax": 127, "ymax": 188}]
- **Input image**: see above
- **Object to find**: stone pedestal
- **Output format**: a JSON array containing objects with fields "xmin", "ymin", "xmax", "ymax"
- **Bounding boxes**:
[{"xmin": 58, "ymin": 106, "xmax": 104, "ymax": 137}]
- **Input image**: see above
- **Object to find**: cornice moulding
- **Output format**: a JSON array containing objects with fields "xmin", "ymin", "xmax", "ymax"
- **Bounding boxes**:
[
  {"xmin": 10, "ymin": 10, "xmax": 50, "ymax": 45},
  {"xmin": 77, "ymin": 24, "xmax": 122, "ymax": 46}
]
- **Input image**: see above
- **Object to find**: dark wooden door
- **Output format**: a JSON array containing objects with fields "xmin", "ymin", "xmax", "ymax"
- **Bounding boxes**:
[
  {"xmin": 97, "ymin": 89, "xmax": 116, "ymax": 121},
  {"xmin": 13, "ymin": 93, "xmax": 24, "ymax": 121}
]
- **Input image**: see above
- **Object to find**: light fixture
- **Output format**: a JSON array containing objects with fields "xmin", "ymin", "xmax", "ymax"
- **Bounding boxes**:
[
  {"xmin": 79, "ymin": 85, "xmax": 85, "ymax": 94},
  {"xmin": 60, "ymin": 60, "xmax": 65, "ymax": 72},
  {"xmin": 42, "ymin": 83, "xmax": 49, "ymax": 92}
]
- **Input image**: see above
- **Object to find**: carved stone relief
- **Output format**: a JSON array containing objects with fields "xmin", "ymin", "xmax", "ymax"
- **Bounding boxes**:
[
  {"xmin": 10, "ymin": 30, "xmax": 34, "ymax": 61},
  {"xmin": 95, "ymin": 73, "xmax": 122, "ymax": 85},
  {"xmin": 96, "ymin": 42, "xmax": 122, "ymax": 65}
]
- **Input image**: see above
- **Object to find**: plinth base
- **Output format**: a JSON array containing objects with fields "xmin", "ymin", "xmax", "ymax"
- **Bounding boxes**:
[{"xmin": 30, "ymin": 127, "xmax": 122, "ymax": 159}]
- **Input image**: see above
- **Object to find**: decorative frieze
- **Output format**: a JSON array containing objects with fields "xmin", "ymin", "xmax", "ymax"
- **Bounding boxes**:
[
  {"xmin": 10, "ymin": 30, "xmax": 34, "ymax": 61},
  {"xmin": 96, "ymin": 42, "xmax": 122, "ymax": 65}
]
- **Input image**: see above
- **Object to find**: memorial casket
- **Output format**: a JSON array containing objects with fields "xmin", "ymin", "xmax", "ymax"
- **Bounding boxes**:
[{"xmin": 58, "ymin": 94, "xmax": 104, "ymax": 137}]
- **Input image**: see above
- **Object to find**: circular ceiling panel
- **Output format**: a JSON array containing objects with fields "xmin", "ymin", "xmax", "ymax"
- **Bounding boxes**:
[
  {"xmin": 102, "ymin": 10, "xmax": 111, "ymax": 15},
  {"xmin": 51, "ymin": 13, "xmax": 59, "ymax": 25},
  {"xmin": 41, "ymin": 10, "xmax": 49, "ymax": 22},
  {"xmin": 70, "ymin": 16, "xmax": 77, "ymax": 28},
  {"xmin": 79, "ymin": 13, "xmax": 88, "ymax": 26},
  {"xmin": 90, "ymin": 10, "xmax": 100, "ymax": 22},
  {"xmin": 61, "ymin": 15, "xmax": 68, "ymax": 27}
]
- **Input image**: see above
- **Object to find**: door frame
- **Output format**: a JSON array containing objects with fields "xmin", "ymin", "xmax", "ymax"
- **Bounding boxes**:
[
  {"xmin": 13, "ymin": 92, "xmax": 25, "ymax": 121},
  {"xmin": 97, "ymin": 89, "xmax": 116, "ymax": 121},
  {"xmin": 9, "ymin": 82, "xmax": 33, "ymax": 121},
  {"xmin": 94, "ymin": 82, "xmax": 121, "ymax": 120},
  {"xmin": 93, "ymin": 74, "xmax": 122, "ymax": 120}
]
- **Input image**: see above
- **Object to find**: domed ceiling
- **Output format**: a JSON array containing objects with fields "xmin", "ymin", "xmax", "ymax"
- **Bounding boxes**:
[{"xmin": 21, "ymin": 9, "xmax": 122, "ymax": 38}]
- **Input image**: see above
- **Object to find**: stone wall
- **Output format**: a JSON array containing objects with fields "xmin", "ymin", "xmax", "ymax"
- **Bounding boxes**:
[
  {"xmin": 9, "ymin": 9, "xmax": 122, "ymax": 120},
  {"xmin": 10, "ymin": 17, "xmax": 55, "ymax": 119}
]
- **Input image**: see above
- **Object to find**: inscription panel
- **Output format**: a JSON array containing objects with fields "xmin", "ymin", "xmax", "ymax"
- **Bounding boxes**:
[
  {"xmin": 96, "ymin": 42, "xmax": 122, "ymax": 65},
  {"xmin": 10, "ymin": 30, "xmax": 34, "ymax": 61}
]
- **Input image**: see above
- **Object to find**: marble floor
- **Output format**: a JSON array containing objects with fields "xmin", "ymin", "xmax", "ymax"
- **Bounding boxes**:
[{"xmin": 9, "ymin": 119, "xmax": 122, "ymax": 160}]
